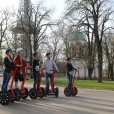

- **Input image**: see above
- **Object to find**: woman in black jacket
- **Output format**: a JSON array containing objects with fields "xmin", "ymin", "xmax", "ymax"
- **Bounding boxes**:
[{"xmin": 1, "ymin": 49, "xmax": 15, "ymax": 91}]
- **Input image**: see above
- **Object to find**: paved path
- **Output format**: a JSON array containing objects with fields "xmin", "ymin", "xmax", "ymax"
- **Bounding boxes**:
[{"xmin": 0, "ymin": 77, "xmax": 114, "ymax": 114}]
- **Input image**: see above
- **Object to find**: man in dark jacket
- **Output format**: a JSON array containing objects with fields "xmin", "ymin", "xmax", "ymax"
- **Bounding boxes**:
[{"xmin": 32, "ymin": 52, "xmax": 41, "ymax": 89}]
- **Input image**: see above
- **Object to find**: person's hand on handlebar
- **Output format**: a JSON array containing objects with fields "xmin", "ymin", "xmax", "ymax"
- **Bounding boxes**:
[{"xmin": 74, "ymin": 69, "xmax": 78, "ymax": 72}]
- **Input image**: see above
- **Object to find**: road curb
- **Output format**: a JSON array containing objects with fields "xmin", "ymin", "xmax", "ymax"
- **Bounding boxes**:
[{"xmin": 26, "ymin": 81, "xmax": 114, "ymax": 93}]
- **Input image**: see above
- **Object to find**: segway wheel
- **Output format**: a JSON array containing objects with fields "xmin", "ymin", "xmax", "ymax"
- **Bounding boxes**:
[
  {"xmin": 28, "ymin": 88, "xmax": 38, "ymax": 99},
  {"xmin": 39, "ymin": 87, "xmax": 45, "ymax": 98},
  {"xmin": 72, "ymin": 87, "xmax": 78, "ymax": 96},
  {"xmin": 0, "ymin": 91, "xmax": 10, "ymax": 105},
  {"xmin": 8, "ymin": 89, "xmax": 15, "ymax": 103},
  {"xmin": 55, "ymin": 87, "xmax": 59, "ymax": 97},
  {"xmin": 64, "ymin": 87, "xmax": 71, "ymax": 97},
  {"xmin": 22, "ymin": 88, "xmax": 28, "ymax": 99},
  {"xmin": 14, "ymin": 88, "xmax": 22, "ymax": 101}
]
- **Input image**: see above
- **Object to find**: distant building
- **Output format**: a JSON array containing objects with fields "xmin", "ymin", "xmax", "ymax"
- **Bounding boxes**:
[{"xmin": 69, "ymin": 31, "xmax": 98, "ymax": 79}]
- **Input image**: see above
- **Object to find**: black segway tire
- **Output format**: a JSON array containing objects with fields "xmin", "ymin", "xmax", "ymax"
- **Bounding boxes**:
[
  {"xmin": 64, "ymin": 87, "xmax": 71, "ymax": 97},
  {"xmin": 55, "ymin": 87, "xmax": 59, "ymax": 97},
  {"xmin": 22, "ymin": 88, "xmax": 29, "ymax": 99},
  {"xmin": 14, "ymin": 88, "xmax": 22, "ymax": 101},
  {"xmin": 0, "ymin": 91, "xmax": 10, "ymax": 105},
  {"xmin": 28, "ymin": 88, "xmax": 38, "ymax": 99}
]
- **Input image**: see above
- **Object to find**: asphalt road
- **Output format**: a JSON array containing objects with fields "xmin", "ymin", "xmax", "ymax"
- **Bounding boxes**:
[{"xmin": 0, "ymin": 77, "xmax": 114, "ymax": 114}]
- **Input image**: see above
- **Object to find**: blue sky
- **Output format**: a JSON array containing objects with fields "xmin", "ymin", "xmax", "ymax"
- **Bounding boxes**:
[{"xmin": 0, "ymin": 0, "xmax": 65, "ymax": 20}]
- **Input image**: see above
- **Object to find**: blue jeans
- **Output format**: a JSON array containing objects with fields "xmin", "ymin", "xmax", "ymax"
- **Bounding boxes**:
[
  {"xmin": 33, "ymin": 72, "xmax": 40, "ymax": 89},
  {"xmin": 2, "ymin": 71, "xmax": 10, "ymax": 91},
  {"xmin": 45, "ymin": 73, "xmax": 52, "ymax": 90},
  {"xmin": 68, "ymin": 73, "xmax": 73, "ymax": 89}
]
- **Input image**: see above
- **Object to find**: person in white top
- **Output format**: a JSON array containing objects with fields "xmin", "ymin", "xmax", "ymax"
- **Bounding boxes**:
[{"xmin": 43, "ymin": 52, "xmax": 59, "ymax": 93}]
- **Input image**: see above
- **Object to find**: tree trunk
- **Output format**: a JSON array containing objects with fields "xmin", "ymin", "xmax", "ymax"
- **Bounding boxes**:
[
  {"xmin": 28, "ymin": 36, "xmax": 33, "ymax": 78},
  {"xmin": 107, "ymin": 66, "xmax": 110, "ymax": 79},
  {"xmin": 97, "ymin": 42, "xmax": 103, "ymax": 83},
  {"xmin": 34, "ymin": 38, "xmax": 37, "ymax": 52},
  {"xmin": 109, "ymin": 64, "xmax": 114, "ymax": 80},
  {"xmin": 29, "ymin": 47, "xmax": 33, "ymax": 79},
  {"xmin": 88, "ymin": 67, "xmax": 93, "ymax": 80}
]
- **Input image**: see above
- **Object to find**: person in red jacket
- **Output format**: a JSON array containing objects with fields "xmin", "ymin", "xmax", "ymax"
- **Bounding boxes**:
[{"xmin": 14, "ymin": 48, "xmax": 27, "ymax": 88}]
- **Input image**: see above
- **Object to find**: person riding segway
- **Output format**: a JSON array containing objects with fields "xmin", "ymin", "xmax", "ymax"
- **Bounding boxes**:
[
  {"xmin": 64, "ymin": 57, "xmax": 78, "ymax": 97},
  {"xmin": 43, "ymin": 52, "xmax": 59, "ymax": 97},
  {"xmin": 13, "ymin": 48, "xmax": 28, "ymax": 101},
  {"xmin": 0, "ymin": 49, "xmax": 15, "ymax": 105},
  {"xmin": 29, "ymin": 52, "xmax": 45, "ymax": 99}
]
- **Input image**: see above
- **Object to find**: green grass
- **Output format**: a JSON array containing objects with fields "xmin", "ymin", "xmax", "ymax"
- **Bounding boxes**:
[{"xmin": 27, "ymin": 78, "xmax": 114, "ymax": 91}]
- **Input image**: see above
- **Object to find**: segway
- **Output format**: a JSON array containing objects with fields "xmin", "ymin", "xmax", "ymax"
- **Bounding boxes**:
[
  {"xmin": 45, "ymin": 71, "xmax": 59, "ymax": 97},
  {"xmin": 64, "ymin": 70, "xmax": 78, "ymax": 97},
  {"xmin": 28, "ymin": 70, "xmax": 45, "ymax": 99},
  {"xmin": 0, "ymin": 67, "xmax": 21, "ymax": 105},
  {"xmin": 8, "ymin": 67, "xmax": 22, "ymax": 102}
]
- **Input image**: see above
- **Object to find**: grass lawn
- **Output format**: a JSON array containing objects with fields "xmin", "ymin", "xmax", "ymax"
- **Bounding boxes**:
[{"xmin": 27, "ymin": 77, "xmax": 114, "ymax": 91}]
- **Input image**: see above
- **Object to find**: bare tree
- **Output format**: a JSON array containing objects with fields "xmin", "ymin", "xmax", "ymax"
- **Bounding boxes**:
[
  {"xmin": 83, "ymin": 29, "xmax": 96, "ymax": 79},
  {"xmin": 47, "ymin": 30, "xmax": 63, "ymax": 61},
  {"xmin": 0, "ymin": 10, "xmax": 10, "ymax": 50},
  {"xmin": 5, "ymin": 33, "xmax": 23, "ymax": 54},
  {"xmin": 11, "ymin": 3, "xmax": 53, "ymax": 66},
  {"xmin": 31, "ymin": 4, "xmax": 53, "ymax": 52},
  {"xmin": 58, "ymin": 22, "xmax": 72, "ymax": 58},
  {"xmin": 103, "ymin": 32, "xmax": 114, "ymax": 80},
  {"xmin": 65, "ymin": 0, "xmax": 114, "ymax": 82}
]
